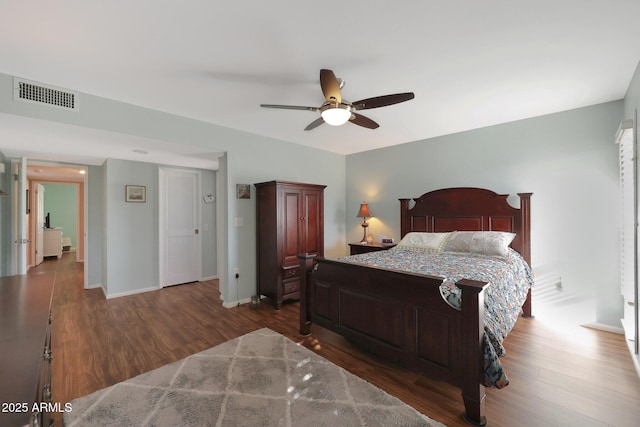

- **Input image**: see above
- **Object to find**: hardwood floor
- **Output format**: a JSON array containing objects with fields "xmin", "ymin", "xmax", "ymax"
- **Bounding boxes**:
[{"xmin": 39, "ymin": 253, "xmax": 640, "ymax": 426}]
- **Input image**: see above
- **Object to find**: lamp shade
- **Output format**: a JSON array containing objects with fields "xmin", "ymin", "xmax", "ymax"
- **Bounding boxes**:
[
  {"xmin": 321, "ymin": 107, "xmax": 351, "ymax": 126},
  {"xmin": 357, "ymin": 202, "xmax": 372, "ymax": 218}
]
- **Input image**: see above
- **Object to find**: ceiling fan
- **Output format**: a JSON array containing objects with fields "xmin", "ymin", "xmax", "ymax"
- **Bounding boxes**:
[{"xmin": 260, "ymin": 69, "xmax": 415, "ymax": 131}]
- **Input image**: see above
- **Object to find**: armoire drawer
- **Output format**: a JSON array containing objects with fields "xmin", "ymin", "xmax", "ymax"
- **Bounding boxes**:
[
  {"xmin": 283, "ymin": 279, "xmax": 300, "ymax": 295},
  {"xmin": 282, "ymin": 266, "xmax": 300, "ymax": 280}
]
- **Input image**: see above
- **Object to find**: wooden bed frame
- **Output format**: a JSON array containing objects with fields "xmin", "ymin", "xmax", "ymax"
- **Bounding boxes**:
[{"xmin": 298, "ymin": 187, "xmax": 532, "ymax": 426}]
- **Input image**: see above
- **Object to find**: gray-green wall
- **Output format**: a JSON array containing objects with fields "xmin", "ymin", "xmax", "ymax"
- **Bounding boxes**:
[
  {"xmin": 42, "ymin": 183, "xmax": 77, "ymax": 248},
  {"xmin": 87, "ymin": 164, "xmax": 103, "ymax": 286},
  {"xmin": 624, "ymin": 61, "xmax": 640, "ymax": 122},
  {"xmin": 103, "ymin": 159, "xmax": 157, "ymax": 295}
]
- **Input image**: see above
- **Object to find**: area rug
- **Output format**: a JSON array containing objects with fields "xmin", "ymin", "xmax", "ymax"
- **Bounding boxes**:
[{"xmin": 64, "ymin": 328, "xmax": 444, "ymax": 426}]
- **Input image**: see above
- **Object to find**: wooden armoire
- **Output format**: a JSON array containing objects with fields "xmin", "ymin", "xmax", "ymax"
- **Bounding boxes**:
[{"xmin": 255, "ymin": 180, "xmax": 325, "ymax": 309}]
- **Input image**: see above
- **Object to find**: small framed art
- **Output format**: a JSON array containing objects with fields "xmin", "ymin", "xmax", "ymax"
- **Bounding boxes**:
[
  {"xmin": 125, "ymin": 185, "xmax": 146, "ymax": 203},
  {"xmin": 236, "ymin": 184, "xmax": 250, "ymax": 199}
]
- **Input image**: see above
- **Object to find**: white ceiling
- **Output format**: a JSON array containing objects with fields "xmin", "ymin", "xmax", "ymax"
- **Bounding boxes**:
[{"xmin": 1, "ymin": 1, "xmax": 640, "ymax": 166}]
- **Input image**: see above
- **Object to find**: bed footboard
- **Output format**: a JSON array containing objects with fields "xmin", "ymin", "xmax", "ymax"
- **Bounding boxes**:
[{"xmin": 298, "ymin": 254, "xmax": 488, "ymax": 425}]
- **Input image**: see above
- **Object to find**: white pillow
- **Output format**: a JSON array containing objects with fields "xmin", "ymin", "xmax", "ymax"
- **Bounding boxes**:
[
  {"xmin": 396, "ymin": 232, "xmax": 450, "ymax": 253},
  {"xmin": 443, "ymin": 231, "xmax": 515, "ymax": 258}
]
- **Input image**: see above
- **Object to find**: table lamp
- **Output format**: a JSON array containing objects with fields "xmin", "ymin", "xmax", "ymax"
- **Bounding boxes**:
[{"xmin": 357, "ymin": 202, "xmax": 373, "ymax": 243}]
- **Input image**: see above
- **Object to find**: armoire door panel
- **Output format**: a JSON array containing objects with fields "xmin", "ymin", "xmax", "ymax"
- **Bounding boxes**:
[
  {"xmin": 303, "ymin": 190, "xmax": 322, "ymax": 256},
  {"xmin": 283, "ymin": 190, "xmax": 301, "ymax": 267}
]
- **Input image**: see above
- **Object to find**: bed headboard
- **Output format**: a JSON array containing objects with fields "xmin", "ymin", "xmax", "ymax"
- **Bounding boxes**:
[{"xmin": 399, "ymin": 187, "xmax": 532, "ymax": 264}]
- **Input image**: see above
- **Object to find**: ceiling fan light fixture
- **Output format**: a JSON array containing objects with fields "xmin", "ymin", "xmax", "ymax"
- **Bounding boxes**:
[
  {"xmin": 321, "ymin": 106, "xmax": 351, "ymax": 126},
  {"xmin": 260, "ymin": 69, "xmax": 414, "ymax": 131}
]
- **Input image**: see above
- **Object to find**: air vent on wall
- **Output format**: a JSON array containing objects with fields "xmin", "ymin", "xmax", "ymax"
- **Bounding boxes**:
[{"xmin": 13, "ymin": 77, "xmax": 79, "ymax": 111}]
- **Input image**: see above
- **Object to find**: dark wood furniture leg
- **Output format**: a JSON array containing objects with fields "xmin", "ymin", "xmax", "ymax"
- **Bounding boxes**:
[
  {"xmin": 459, "ymin": 279, "xmax": 488, "ymax": 426},
  {"xmin": 298, "ymin": 254, "xmax": 315, "ymax": 336}
]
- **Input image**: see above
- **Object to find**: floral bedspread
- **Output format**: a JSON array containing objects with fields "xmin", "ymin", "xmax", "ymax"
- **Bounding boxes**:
[{"xmin": 338, "ymin": 247, "xmax": 533, "ymax": 388}]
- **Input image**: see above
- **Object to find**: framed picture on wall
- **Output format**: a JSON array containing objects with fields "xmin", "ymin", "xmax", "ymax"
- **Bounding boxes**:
[
  {"xmin": 125, "ymin": 185, "xmax": 146, "ymax": 203},
  {"xmin": 236, "ymin": 184, "xmax": 250, "ymax": 199}
]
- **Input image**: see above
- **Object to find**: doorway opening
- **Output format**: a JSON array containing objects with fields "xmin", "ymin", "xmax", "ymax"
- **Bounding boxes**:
[{"xmin": 27, "ymin": 163, "xmax": 87, "ymax": 284}]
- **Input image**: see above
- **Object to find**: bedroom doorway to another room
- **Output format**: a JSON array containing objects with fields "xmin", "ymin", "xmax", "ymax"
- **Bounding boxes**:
[{"xmin": 26, "ymin": 163, "xmax": 87, "ymax": 282}]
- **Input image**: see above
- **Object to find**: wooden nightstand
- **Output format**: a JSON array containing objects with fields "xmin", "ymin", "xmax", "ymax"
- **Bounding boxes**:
[{"xmin": 349, "ymin": 242, "xmax": 397, "ymax": 255}]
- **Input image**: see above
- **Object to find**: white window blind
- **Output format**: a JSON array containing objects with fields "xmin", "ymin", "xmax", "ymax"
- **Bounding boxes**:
[
  {"xmin": 618, "ymin": 118, "xmax": 638, "ymax": 355},
  {"xmin": 619, "ymin": 129, "xmax": 635, "ymax": 303}
]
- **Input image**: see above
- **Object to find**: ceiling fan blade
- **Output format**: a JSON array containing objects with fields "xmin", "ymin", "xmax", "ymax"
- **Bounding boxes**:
[
  {"xmin": 350, "ymin": 113, "xmax": 379, "ymax": 129},
  {"xmin": 351, "ymin": 92, "xmax": 415, "ymax": 110},
  {"xmin": 320, "ymin": 69, "xmax": 342, "ymax": 104},
  {"xmin": 260, "ymin": 104, "xmax": 319, "ymax": 111},
  {"xmin": 304, "ymin": 117, "xmax": 325, "ymax": 131}
]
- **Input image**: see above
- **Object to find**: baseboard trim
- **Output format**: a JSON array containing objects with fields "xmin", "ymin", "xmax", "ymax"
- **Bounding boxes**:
[
  {"xmin": 200, "ymin": 275, "xmax": 218, "ymax": 281},
  {"xmin": 106, "ymin": 286, "xmax": 158, "ymax": 299},
  {"xmin": 222, "ymin": 296, "xmax": 252, "ymax": 308},
  {"xmin": 581, "ymin": 322, "xmax": 624, "ymax": 335}
]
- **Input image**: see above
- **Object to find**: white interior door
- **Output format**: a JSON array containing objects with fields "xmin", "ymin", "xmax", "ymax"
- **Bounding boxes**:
[
  {"xmin": 35, "ymin": 183, "xmax": 45, "ymax": 265},
  {"xmin": 159, "ymin": 168, "xmax": 201, "ymax": 287}
]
